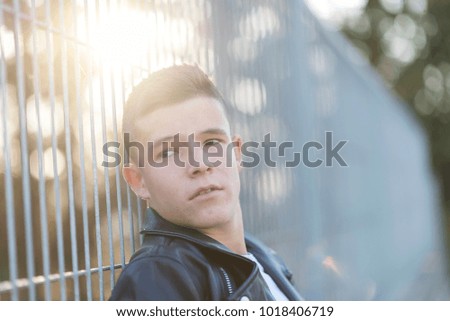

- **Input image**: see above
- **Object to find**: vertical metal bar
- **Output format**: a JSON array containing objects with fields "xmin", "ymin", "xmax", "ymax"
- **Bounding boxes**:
[
  {"xmin": 143, "ymin": 0, "xmax": 151, "ymax": 72},
  {"xmin": 130, "ymin": 19, "xmax": 144, "ymax": 244},
  {"xmin": 30, "ymin": 0, "xmax": 51, "ymax": 300},
  {"xmin": 125, "ymin": 186, "xmax": 135, "ymax": 253},
  {"xmin": 204, "ymin": 0, "xmax": 213, "ymax": 73},
  {"xmin": 163, "ymin": 0, "xmax": 176, "ymax": 64},
  {"xmin": 72, "ymin": 0, "xmax": 92, "ymax": 301},
  {"xmin": 108, "ymin": 0, "xmax": 125, "ymax": 268},
  {"xmin": 99, "ymin": 47, "xmax": 115, "ymax": 292},
  {"xmin": 58, "ymin": 0, "xmax": 80, "ymax": 300},
  {"xmin": 115, "ymin": 0, "xmax": 136, "ymax": 252},
  {"xmin": 99, "ymin": 0, "xmax": 116, "ymax": 291},
  {"xmin": 136, "ymin": 1, "xmax": 149, "ymax": 246},
  {"xmin": 110, "ymin": 67, "xmax": 125, "ymax": 268},
  {"xmin": 120, "ymin": 68, "xmax": 135, "ymax": 254},
  {"xmin": 13, "ymin": 0, "xmax": 36, "ymax": 300},
  {"xmin": 0, "ymin": 7, "xmax": 19, "ymax": 301},
  {"xmin": 137, "ymin": 197, "xmax": 143, "ymax": 245},
  {"xmin": 111, "ymin": 1, "xmax": 127, "ymax": 267},
  {"xmin": 44, "ymin": 0, "xmax": 66, "ymax": 300},
  {"xmin": 153, "ymin": 0, "xmax": 162, "ymax": 68},
  {"xmin": 84, "ymin": 0, "xmax": 104, "ymax": 300},
  {"xmin": 188, "ymin": 0, "xmax": 198, "ymax": 67}
]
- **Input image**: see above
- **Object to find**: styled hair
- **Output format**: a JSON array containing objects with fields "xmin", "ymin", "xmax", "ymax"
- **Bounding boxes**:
[{"xmin": 122, "ymin": 64, "xmax": 227, "ymax": 165}]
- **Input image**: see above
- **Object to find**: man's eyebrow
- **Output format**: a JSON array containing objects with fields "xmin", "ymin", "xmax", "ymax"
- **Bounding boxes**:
[
  {"xmin": 198, "ymin": 128, "xmax": 228, "ymax": 136},
  {"xmin": 151, "ymin": 128, "xmax": 229, "ymax": 146},
  {"xmin": 152, "ymin": 135, "xmax": 176, "ymax": 147}
]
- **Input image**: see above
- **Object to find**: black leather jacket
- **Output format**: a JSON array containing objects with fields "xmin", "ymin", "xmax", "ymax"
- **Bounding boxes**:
[{"xmin": 109, "ymin": 210, "xmax": 302, "ymax": 300}]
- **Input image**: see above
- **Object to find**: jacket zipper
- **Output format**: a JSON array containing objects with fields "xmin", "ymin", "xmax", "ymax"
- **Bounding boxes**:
[{"xmin": 219, "ymin": 267, "xmax": 233, "ymax": 295}]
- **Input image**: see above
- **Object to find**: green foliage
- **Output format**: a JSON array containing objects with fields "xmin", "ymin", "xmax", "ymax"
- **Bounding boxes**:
[{"xmin": 339, "ymin": 0, "xmax": 450, "ymax": 214}]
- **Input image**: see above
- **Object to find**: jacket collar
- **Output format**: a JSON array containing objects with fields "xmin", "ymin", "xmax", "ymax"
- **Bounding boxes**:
[{"xmin": 245, "ymin": 235, "xmax": 304, "ymax": 301}]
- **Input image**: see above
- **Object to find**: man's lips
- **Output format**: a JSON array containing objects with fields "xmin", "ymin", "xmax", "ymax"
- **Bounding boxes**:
[{"xmin": 189, "ymin": 185, "xmax": 223, "ymax": 200}]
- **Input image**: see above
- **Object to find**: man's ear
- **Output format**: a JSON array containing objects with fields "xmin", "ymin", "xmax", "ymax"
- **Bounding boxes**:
[
  {"xmin": 231, "ymin": 134, "xmax": 244, "ymax": 172},
  {"xmin": 122, "ymin": 163, "xmax": 151, "ymax": 200}
]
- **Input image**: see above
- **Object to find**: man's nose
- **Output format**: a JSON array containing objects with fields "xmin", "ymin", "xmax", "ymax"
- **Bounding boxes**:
[{"xmin": 187, "ymin": 145, "xmax": 211, "ymax": 176}]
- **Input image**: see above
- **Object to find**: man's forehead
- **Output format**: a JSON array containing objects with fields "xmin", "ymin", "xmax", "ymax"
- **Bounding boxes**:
[{"xmin": 134, "ymin": 96, "xmax": 231, "ymax": 142}]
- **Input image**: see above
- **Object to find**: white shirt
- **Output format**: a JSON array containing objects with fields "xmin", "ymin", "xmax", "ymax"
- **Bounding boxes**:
[{"xmin": 242, "ymin": 252, "xmax": 289, "ymax": 301}]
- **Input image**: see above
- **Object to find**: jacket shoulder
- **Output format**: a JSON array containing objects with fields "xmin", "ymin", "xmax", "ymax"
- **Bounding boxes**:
[{"xmin": 110, "ymin": 236, "xmax": 208, "ymax": 300}]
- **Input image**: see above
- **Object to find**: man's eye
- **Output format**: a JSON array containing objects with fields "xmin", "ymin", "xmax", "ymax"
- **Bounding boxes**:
[
  {"xmin": 204, "ymin": 139, "xmax": 221, "ymax": 147},
  {"xmin": 161, "ymin": 149, "xmax": 175, "ymax": 158}
]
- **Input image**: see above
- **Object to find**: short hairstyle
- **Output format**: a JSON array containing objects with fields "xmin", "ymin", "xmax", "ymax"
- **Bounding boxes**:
[{"xmin": 122, "ymin": 64, "xmax": 227, "ymax": 165}]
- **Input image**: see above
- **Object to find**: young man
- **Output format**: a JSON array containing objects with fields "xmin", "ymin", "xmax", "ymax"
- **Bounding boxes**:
[{"xmin": 110, "ymin": 65, "xmax": 302, "ymax": 300}]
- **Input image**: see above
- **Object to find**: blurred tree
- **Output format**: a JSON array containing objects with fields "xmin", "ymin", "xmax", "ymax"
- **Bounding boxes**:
[{"xmin": 338, "ymin": 0, "xmax": 450, "ymax": 251}]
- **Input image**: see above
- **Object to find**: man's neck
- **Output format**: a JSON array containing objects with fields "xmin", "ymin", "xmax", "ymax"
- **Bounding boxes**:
[{"xmin": 198, "ymin": 204, "xmax": 247, "ymax": 255}]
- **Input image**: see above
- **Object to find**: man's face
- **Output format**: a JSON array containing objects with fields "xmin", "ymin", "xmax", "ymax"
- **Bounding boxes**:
[{"xmin": 127, "ymin": 96, "xmax": 243, "ymax": 232}]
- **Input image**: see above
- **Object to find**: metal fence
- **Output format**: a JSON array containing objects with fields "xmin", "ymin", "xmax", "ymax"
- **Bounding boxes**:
[{"xmin": 1, "ymin": 0, "xmax": 449, "ymax": 300}]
